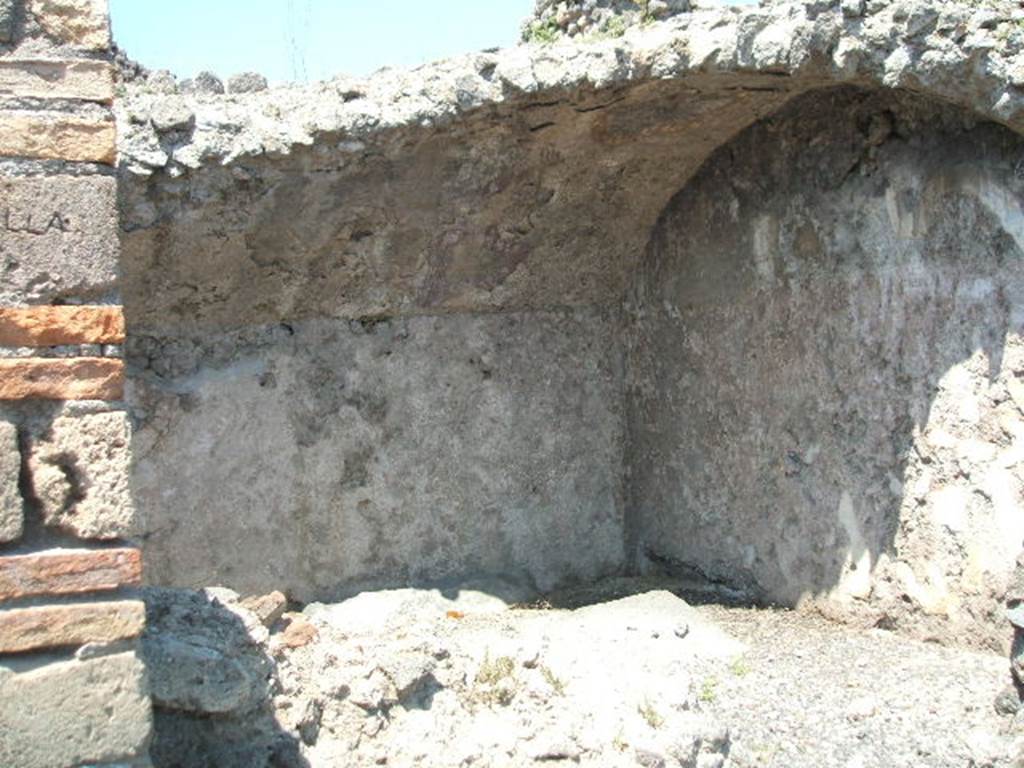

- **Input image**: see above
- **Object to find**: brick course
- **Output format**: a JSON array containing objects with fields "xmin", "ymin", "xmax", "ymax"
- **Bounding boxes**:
[
  {"xmin": 0, "ymin": 306, "xmax": 125, "ymax": 347},
  {"xmin": 0, "ymin": 549, "xmax": 142, "ymax": 601},
  {"xmin": 0, "ymin": 357, "xmax": 123, "ymax": 400},
  {"xmin": 0, "ymin": 600, "xmax": 145, "ymax": 654}
]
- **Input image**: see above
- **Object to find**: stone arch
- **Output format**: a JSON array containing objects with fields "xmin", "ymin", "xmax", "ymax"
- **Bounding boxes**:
[
  {"xmin": 624, "ymin": 84, "xmax": 1024, "ymax": 649},
  {"xmin": 118, "ymin": 2, "xmax": 1024, "ymax": 647}
]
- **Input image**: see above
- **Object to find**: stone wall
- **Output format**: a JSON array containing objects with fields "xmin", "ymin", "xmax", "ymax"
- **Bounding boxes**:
[
  {"xmin": 115, "ymin": 0, "xmax": 1024, "ymax": 654},
  {"xmin": 129, "ymin": 311, "xmax": 626, "ymax": 600},
  {"xmin": 626, "ymin": 86, "xmax": 1024, "ymax": 651},
  {"xmin": 0, "ymin": 1, "xmax": 151, "ymax": 765}
]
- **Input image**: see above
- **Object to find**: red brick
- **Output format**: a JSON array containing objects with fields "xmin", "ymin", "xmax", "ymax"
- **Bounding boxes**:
[
  {"xmin": 0, "ymin": 306, "xmax": 124, "ymax": 347},
  {"xmin": 0, "ymin": 358, "xmax": 123, "ymax": 400},
  {"xmin": 0, "ymin": 549, "xmax": 141, "ymax": 601},
  {"xmin": 0, "ymin": 601, "xmax": 145, "ymax": 654}
]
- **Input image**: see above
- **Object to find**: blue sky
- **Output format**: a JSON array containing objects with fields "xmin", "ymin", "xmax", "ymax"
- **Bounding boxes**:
[{"xmin": 110, "ymin": 0, "xmax": 536, "ymax": 83}]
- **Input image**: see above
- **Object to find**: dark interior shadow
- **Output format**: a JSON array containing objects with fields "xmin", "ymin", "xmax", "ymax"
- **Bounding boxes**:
[
  {"xmin": 624, "ymin": 85, "xmax": 1024, "ymax": 648},
  {"xmin": 141, "ymin": 587, "xmax": 310, "ymax": 768}
]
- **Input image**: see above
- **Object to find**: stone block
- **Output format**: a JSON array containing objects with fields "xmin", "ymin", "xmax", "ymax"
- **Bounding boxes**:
[
  {"xmin": 0, "ymin": 306, "xmax": 125, "ymax": 347},
  {"xmin": 0, "ymin": 548, "xmax": 142, "ymax": 600},
  {"xmin": 27, "ymin": 0, "xmax": 111, "ymax": 51},
  {"xmin": 0, "ymin": 175, "xmax": 119, "ymax": 306},
  {"xmin": 0, "ymin": 357, "xmax": 124, "ymax": 401},
  {"xmin": 0, "ymin": 59, "xmax": 115, "ymax": 102},
  {"xmin": 0, "ymin": 420, "xmax": 20, "ymax": 543},
  {"xmin": 30, "ymin": 410, "xmax": 133, "ymax": 539},
  {"xmin": 0, "ymin": 114, "xmax": 115, "ymax": 164},
  {"xmin": 0, "ymin": 651, "xmax": 151, "ymax": 768},
  {"xmin": 239, "ymin": 590, "xmax": 288, "ymax": 627},
  {"xmin": 0, "ymin": 600, "xmax": 145, "ymax": 653}
]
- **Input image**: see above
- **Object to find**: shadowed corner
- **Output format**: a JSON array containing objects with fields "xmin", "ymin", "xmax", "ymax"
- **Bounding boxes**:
[{"xmin": 626, "ymin": 85, "xmax": 1024, "ymax": 651}]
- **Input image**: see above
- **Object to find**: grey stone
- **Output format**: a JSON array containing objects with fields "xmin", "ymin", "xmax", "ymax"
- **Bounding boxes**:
[
  {"xmin": 0, "ymin": 420, "xmax": 22, "ymax": 543},
  {"xmin": 0, "ymin": 652, "xmax": 151, "ymax": 768},
  {"xmin": 131, "ymin": 311, "xmax": 625, "ymax": 601},
  {"xmin": 142, "ymin": 587, "xmax": 273, "ymax": 716},
  {"xmin": 1008, "ymin": 604, "xmax": 1024, "ymax": 629},
  {"xmin": 841, "ymin": 0, "xmax": 865, "ymax": 16},
  {"xmin": 149, "ymin": 97, "xmax": 193, "ymax": 132},
  {"xmin": 29, "ymin": 411, "xmax": 134, "ymax": 540},
  {"xmin": 181, "ymin": 70, "xmax": 224, "ymax": 95},
  {"xmin": 0, "ymin": 175, "xmax": 119, "ymax": 306},
  {"xmin": 111, "ymin": 0, "xmax": 1024, "ymax": 653},
  {"xmin": 0, "ymin": 0, "xmax": 13, "ymax": 43},
  {"xmin": 994, "ymin": 685, "xmax": 1021, "ymax": 715},
  {"xmin": 227, "ymin": 72, "xmax": 268, "ymax": 94},
  {"xmin": 147, "ymin": 636, "xmax": 260, "ymax": 714},
  {"xmin": 626, "ymin": 87, "xmax": 1024, "ymax": 651},
  {"xmin": 146, "ymin": 68, "xmax": 177, "ymax": 94}
]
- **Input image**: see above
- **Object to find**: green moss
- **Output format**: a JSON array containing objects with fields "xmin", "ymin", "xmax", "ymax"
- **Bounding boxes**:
[{"xmin": 525, "ymin": 19, "xmax": 561, "ymax": 45}]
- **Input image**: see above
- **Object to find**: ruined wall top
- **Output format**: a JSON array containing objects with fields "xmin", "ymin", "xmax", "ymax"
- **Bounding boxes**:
[{"xmin": 118, "ymin": 0, "xmax": 1024, "ymax": 175}]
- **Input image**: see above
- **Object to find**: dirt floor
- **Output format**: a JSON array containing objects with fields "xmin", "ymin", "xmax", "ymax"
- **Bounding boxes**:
[{"xmin": 145, "ymin": 577, "xmax": 1024, "ymax": 768}]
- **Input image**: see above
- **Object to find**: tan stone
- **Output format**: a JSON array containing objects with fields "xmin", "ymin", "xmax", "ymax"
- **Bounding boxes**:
[
  {"xmin": 0, "ymin": 600, "xmax": 144, "ymax": 654},
  {"xmin": 0, "ymin": 175, "xmax": 119, "ymax": 306},
  {"xmin": 0, "ymin": 358, "xmax": 123, "ymax": 400},
  {"xmin": 273, "ymin": 612, "xmax": 318, "ymax": 650},
  {"xmin": 0, "ymin": 114, "xmax": 115, "ymax": 164},
  {"xmin": 0, "ymin": 548, "xmax": 141, "ymax": 601},
  {"xmin": 0, "ymin": 59, "xmax": 114, "ymax": 102},
  {"xmin": 30, "ymin": 411, "xmax": 133, "ymax": 539},
  {"xmin": 0, "ymin": 306, "xmax": 125, "ymax": 347},
  {"xmin": 240, "ymin": 590, "xmax": 289, "ymax": 627},
  {"xmin": 28, "ymin": 0, "xmax": 111, "ymax": 51},
  {"xmin": 0, "ymin": 421, "xmax": 20, "ymax": 544}
]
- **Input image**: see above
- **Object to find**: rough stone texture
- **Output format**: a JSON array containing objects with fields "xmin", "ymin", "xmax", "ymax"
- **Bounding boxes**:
[
  {"xmin": 115, "ymin": 0, "xmax": 1024, "ymax": 648},
  {"xmin": 147, "ymin": 585, "xmax": 736, "ymax": 768},
  {"xmin": 239, "ymin": 590, "xmax": 288, "ymax": 628},
  {"xmin": 146, "ymin": 581, "xmax": 1023, "ymax": 768},
  {"xmin": 0, "ymin": 59, "xmax": 115, "ymax": 102},
  {"xmin": 118, "ymin": 0, "xmax": 1024, "ymax": 331},
  {"xmin": 28, "ymin": 410, "xmax": 133, "ymax": 539},
  {"xmin": 27, "ymin": 0, "xmax": 111, "ymax": 51},
  {"xmin": 0, "ymin": 175, "xmax": 120, "ymax": 306},
  {"xmin": 1008, "ymin": 551, "xmax": 1024, "ymax": 699},
  {"xmin": 0, "ymin": 600, "xmax": 145, "ymax": 653},
  {"xmin": 0, "ymin": 420, "xmax": 21, "ymax": 543},
  {"xmin": 0, "ymin": 114, "xmax": 116, "ymax": 164},
  {"xmin": 0, "ymin": 306, "xmax": 125, "ymax": 347},
  {"xmin": 0, "ymin": 0, "xmax": 14, "ymax": 43},
  {"xmin": 131, "ymin": 310, "xmax": 625, "ymax": 600},
  {"xmin": 626, "ymin": 87, "xmax": 1024, "ymax": 651},
  {"xmin": 143, "ymin": 587, "xmax": 274, "ymax": 716},
  {"xmin": 525, "ymin": 0, "xmax": 693, "ymax": 40},
  {"xmin": 0, "ymin": 651, "xmax": 151, "ymax": 768},
  {"xmin": 0, "ymin": 357, "xmax": 123, "ymax": 400},
  {"xmin": 227, "ymin": 72, "xmax": 268, "ymax": 94},
  {"xmin": 180, "ymin": 71, "xmax": 224, "ymax": 95},
  {"xmin": 0, "ymin": 548, "xmax": 142, "ymax": 600}
]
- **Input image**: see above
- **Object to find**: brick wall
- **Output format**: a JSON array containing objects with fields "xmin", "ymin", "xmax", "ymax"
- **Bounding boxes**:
[{"xmin": 0, "ymin": 2, "xmax": 152, "ymax": 766}]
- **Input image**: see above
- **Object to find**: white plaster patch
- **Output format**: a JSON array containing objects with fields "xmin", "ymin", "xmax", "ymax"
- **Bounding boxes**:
[
  {"xmin": 884, "ymin": 185, "xmax": 917, "ymax": 239},
  {"xmin": 752, "ymin": 215, "xmax": 774, "ymax": 280},
  {"xmin": 833, "ymin": 491, "xmax": 872, "ymax": 600},
  {"xmin": 970, "ymin": 174, "xmax": 1024, "ymax": 253},
  {"xmin": 931, "ymin": 485, "xmax": 968, "ymax": 534}
]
